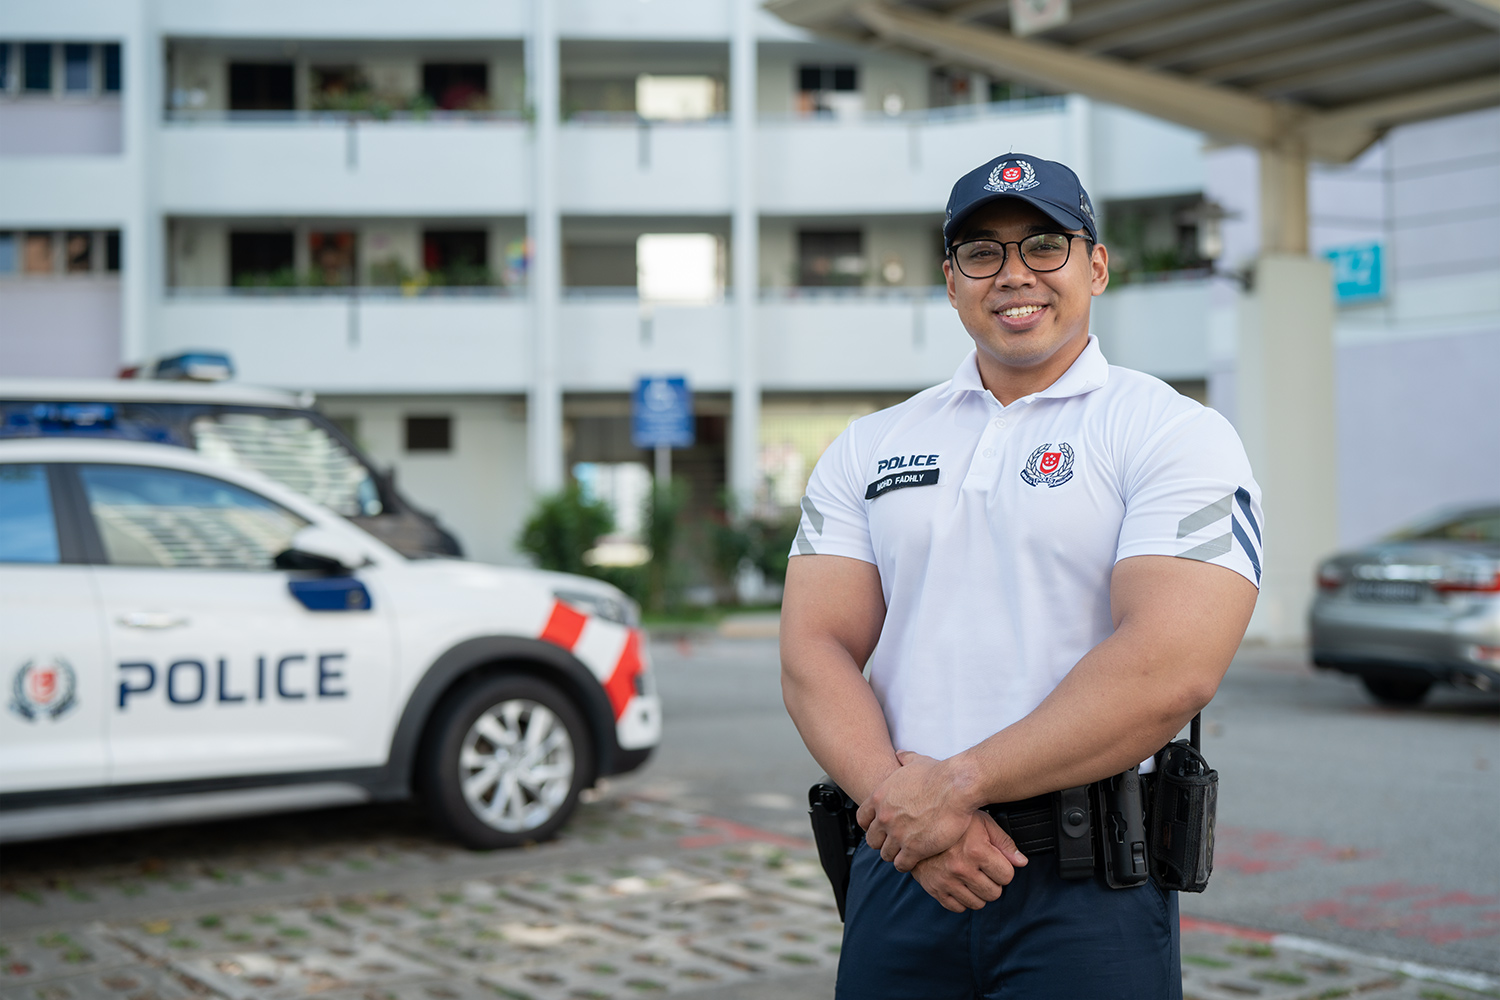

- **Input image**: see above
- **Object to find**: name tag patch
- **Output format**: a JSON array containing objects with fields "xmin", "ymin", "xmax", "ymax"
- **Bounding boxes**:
[{"xmin": 866, "ymin": 467, "xmax": 939, "ymax": 500}]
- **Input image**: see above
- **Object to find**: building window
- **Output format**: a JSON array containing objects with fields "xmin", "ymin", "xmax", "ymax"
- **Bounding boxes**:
[
  {"xmin": 0, "ymin": 44, "xmax": 12, "ymax": 91},
  {"xmin": 422, "ymin": 229, "xmax": 491, "ymax": 285},
  {"xmin": 405, "ymin": 416, "xmax": 452, "ymax": 453},
  {"xmin": 102, "ymin": 43, "xmax": 121, "ymax": 92},
  {"xmin": 229, "ymin": 62, "xmax": 295, "ymax": 111},
  {"xmin": 0, "ymin": 233, "xmax": 13, "ymax": 273},
  {"xmin": 63, "ymin": 43, "xmax": 91, "ymax": 92},
  {"xmin": 22, "ymin": 43, "xmax": 51, "ymax": 92},
  {"xmin": 797, "ymin": 64, "xmax": 860, "ymax": 117},
  {"xmin": 422, "ymin": 63, "xmax": 488, "ymax": 111},
  {"xmin": 310, "ymin": 231, "xmax": 357, "ymax": 287},
  {"xmin": 23, "ymin": 233, "xmax": 53, "ymax": 274},
  {"xmin": 65, "ymin": 232, "xmax": 92, "ymax": 272},
  {"xmin": 798, "ymin": 230, "xmax": 865, "ymax": 286},
  {"xmin": 229, "ymin": 231, "xmax": 295, "ymax": 286},
  {"xmin": 105, "ymin": 230, "xmax": 121, "ymax": 272}
]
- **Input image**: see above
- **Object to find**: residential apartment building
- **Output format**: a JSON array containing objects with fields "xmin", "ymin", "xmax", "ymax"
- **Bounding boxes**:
[{"xmin": 3, "ymin": 1, "xmax": 1496, "ymax": 607}]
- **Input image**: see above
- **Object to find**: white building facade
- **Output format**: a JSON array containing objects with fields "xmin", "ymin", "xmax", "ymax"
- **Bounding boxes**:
[{"xmin": 3, "ymin": 0, "xmax": 1496, "ymax": 606}]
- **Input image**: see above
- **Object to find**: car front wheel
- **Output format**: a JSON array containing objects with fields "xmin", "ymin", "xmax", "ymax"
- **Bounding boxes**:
[
  {"xmin": 421, "ymin": 674, "xmax": 595, "ymax": 849},
  {"xmin": 1360, "ymin": 674, "xmax": 1433, "ymax": 706}
]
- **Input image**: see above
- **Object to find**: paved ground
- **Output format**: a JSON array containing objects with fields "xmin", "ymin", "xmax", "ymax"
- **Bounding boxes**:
[{"xmin": 3, "ymin": 629, "xmax": 1496, "ymax": 1000}]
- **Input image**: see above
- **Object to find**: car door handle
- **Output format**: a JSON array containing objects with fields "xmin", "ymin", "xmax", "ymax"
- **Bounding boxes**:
[{"xmin": 117, "ymin": 612, "xmax": 190, "ymax": 630}]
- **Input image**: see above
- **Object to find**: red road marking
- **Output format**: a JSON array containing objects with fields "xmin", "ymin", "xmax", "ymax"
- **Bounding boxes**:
[
  {"xmin": 1178, "ymin": 916, "xmax": 1277, "ymax": 942},
  {"xmin": 677, "ymin": 815, "xmax": 812, "ymax": 851}
]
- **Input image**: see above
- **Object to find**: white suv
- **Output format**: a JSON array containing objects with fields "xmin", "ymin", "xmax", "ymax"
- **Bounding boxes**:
[{"xmin": 0, "ymin": 438, "xmax": 661, "ymax": 847}]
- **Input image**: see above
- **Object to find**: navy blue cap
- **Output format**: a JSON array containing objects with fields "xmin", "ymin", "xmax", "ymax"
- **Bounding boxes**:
[{"xmin": 943, "ymin": 153, "xmax": 1098, "ymax": 247}]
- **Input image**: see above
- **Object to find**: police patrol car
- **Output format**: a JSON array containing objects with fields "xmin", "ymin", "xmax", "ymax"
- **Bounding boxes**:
[
  {"xmin": 0, "ymin": 437, "xmax": 660, "ymax": 847},
  {"xmin": 1, "ymin": 363, "xmax": 462, "ymax": 559}
]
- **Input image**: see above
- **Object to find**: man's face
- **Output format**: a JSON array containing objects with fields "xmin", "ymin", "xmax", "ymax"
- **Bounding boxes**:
[{"xmin": 943, "ymin": 199, "xmax": 1109, "ymax": 384}]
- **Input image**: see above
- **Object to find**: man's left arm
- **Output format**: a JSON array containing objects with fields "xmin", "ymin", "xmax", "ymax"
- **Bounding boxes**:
[{"xmin": 860, "ymin": 554, "xmax": 1256, "ymax": 871}]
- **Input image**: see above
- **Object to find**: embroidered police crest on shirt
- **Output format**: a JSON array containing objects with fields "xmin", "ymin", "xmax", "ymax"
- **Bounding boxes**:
[
  {"xmin": 1021, "ymin": 443, "xmax": 1074, "ymax": 487},
  {"xmin": 985, "ymin": 159, "xmax": 1039, "ymax": 193},
  {"xmin": 10, "ymin": 658, "xmax": 78, "ymax": 721}
]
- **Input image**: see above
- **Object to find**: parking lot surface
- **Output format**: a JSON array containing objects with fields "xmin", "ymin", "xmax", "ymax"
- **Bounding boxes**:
[{"xmin": 4, "ymin": 631, "xmax": 1496, "ymax": 1000}]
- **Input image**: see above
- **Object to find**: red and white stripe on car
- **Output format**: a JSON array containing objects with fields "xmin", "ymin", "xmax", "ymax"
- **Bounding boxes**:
[{"xmin": 535, "ymin": 601, "xmax": 657, "ymax": 751}]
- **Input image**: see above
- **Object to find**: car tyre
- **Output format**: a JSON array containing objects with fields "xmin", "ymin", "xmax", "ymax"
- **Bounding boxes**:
[
  {"xmin": 420, "ymin": 674, "xmax": 595, "ymax": 849},
  {"xmin": 1360, "ymin": 675, "xmax": 1433, "ymax": 706}
]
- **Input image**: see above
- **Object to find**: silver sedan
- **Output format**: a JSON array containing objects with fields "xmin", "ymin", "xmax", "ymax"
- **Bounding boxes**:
[{"xmin": 1310, "ymin": 505, "xmax": 1500, "ymax": 705}]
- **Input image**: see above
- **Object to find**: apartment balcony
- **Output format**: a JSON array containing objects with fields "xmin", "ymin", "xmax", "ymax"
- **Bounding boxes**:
[
  {"xmin": 157, "ymin": 114, "xmax": 530, "ymax": 216},
  {"xmin": 151, "ymin": 278, "xmax": 1212, "ymax": 396},
  {"xmin": 154, "ymin": 290, "xmax": 531, "ymax": 393},
  {"xmin": 558, "ymin": 120, "xmax": 732, "ymax": 215},
  {"xmin": 1091, "ymin": 276, "xmax": 1212, "ymax": 380},
  {"xmin": 758, "ymin": 99, "xmax": 1071, "ymax": 215}
]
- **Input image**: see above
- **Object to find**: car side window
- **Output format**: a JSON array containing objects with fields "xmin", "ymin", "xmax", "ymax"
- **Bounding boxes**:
[
  {"xmin": 190, "ymin": 412, "xmax": 383, "ymax": 518},
  {"xmin": 78, "ymin": 464, "xmax": 309, "ymax": 571},
  {"xmin": 0, "ymin": 464, "xmax": 60, "ymax": 564}
]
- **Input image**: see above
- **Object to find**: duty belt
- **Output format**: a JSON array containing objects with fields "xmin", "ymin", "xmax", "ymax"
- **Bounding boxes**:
[
  {"xmin": 982, "ymin": 793, "xmax": 1062, "ymax": 856},
  {"xmin": 982, "ymin": 783, "xmax": 1100, "ymax": 879}
]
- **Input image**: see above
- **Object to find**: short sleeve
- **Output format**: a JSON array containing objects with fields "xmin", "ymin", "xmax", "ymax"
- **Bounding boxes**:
[
  {"xmin": 789, "ymin": 426, "xmax": 876, "ymax": 565},
  {"xmin": 1116, "ymin": 407, "xmax": 1264, "ymax": 588}
]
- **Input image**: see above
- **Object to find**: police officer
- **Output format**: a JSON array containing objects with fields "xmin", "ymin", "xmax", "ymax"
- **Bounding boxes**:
[{"xmin": 781, "ymin": 153, "xmax": 1263, "ymax": 998}]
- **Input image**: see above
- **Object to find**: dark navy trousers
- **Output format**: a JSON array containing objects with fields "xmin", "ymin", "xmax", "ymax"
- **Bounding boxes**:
[{"xmin": 836, "ymin": 842, "xmax": 1182, "ymax": 999}]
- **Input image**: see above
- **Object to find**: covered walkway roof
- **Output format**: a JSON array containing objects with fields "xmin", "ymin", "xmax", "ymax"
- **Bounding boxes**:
[{"xmin": 766, "ymin": 0, "xmax": 1500, "ymax": 162}]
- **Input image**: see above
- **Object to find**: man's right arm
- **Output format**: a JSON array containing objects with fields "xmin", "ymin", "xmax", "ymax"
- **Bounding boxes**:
[
  {"xmin": 781, "ymin": 553, "xmax": 1026, "ymax": 910},
  {"xmin": 780, "ymin": 553, "xmax": 899, "ymax": 804}
]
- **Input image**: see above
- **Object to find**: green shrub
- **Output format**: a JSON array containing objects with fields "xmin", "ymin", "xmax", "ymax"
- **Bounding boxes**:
[{"xmin": 517, "ymin": 484, "xmax": 614, "ymax": 576}]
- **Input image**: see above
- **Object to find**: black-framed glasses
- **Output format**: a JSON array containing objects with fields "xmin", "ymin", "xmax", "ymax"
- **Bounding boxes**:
[{"xmin": 948, "ymin": 233, "xmax": 1091, "ymax": 279}]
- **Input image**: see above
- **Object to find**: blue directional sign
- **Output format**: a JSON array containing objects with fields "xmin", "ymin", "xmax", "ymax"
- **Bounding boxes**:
[
  {"xmin": 632, "ymin": 376, "xmax": 695, "ymax": 449},
  {"xmin": 1326, "ymin": 243, "xmax": 1383, "ymax": 303}
]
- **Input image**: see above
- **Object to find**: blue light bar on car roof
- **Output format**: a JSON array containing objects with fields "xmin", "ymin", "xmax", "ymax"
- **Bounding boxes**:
[{"xmin": 152, "ymin": 352, "xmax": 235, "ymax": 382}]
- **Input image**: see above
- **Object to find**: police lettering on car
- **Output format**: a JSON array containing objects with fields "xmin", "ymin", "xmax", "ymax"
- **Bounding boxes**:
[{"xmin": 116, "ymin": 653, "xmax": 348, "ymax": 708}]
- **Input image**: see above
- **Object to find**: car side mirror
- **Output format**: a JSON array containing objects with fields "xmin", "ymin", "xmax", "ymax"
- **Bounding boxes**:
[{"xmin": 274, "ymin": 526, "xmax": 368, "ymax": 575}]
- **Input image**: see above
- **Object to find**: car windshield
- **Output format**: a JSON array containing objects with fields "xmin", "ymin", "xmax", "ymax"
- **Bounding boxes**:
[
  {"xmin": 1392, "ymin": 508, "xmax": 1500, "ymax": 543},
  {"xmin": 191, "ymin": 412, "xmax": 382, "ymax": 519}
]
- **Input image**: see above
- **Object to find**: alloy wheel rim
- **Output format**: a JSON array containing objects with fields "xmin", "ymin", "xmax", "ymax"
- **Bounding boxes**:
[{"xmin": 458, "ymin": 698, "xmax": 575, "ymax": 832}]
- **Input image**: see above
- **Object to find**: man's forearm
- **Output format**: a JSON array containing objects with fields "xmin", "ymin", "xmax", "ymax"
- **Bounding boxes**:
[
  {"xmin": 782, "ymin": 633, "xmax": 900, "ymax": 804},
  {"xmin": 942, "ymin": 560, "xmax": 1253, "ymax": 811}
]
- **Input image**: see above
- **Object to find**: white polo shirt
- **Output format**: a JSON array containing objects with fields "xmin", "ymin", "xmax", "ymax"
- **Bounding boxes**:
[{"xmin": 792, "ymin": 335, "xmax": 1263, "ymax": 763}]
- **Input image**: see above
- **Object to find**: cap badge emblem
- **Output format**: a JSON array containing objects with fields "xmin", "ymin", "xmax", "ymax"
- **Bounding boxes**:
[
  {"xmin": 10, "ymin": 658, "xmax": 78, "ymax": 721},
  {"xmin": 985, "ymin": 159, "xmax": 1039, "ymax": 193},
  {"xmin": 1021, "ymin": 442, "xmax": 1074, "ymax": 487}
]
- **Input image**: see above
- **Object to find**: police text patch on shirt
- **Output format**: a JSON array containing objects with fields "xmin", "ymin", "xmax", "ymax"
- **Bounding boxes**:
[{"xmin": 865, "ymin": 467, "xmax": 939, "ymax": 500}]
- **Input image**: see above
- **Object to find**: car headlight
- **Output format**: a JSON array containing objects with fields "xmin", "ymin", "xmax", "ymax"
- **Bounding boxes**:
[{"xmin": 553, "ymin": 589, "xmax": 640, "ymax": 627}]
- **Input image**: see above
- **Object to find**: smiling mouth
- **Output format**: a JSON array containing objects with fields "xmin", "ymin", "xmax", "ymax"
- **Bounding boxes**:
[{"xmin": 998, "ymin": 305, "xmax": 1045, "ymax": 318}]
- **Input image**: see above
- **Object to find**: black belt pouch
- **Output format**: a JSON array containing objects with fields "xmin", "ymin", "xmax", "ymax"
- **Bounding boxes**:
[{"xmin": 1149, "ymin": 740, "xmax": 1217, "ymax": 893}]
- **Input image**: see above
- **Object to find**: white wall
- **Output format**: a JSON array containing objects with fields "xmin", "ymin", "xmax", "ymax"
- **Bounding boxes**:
[
  {"xmin": 154, "ymin": 297, "xmax": 531, "ymax": 392},
  {"xmin": 0, "ymin": 279, "xmax": 122, "ymax": 377},
  {"xmin": 159, "ymin": 122, "xmax": 529, "ymax": 215},
  {"xmin": 317, "ymin": 393, "xmax": 531, "ymax": 566}
]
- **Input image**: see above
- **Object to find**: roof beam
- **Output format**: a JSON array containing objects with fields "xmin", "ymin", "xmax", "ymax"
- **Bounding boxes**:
[
  {"xmin": 1145, "ymin": 0, "xmax": 1413, "ymax": 72},
  {"xmin": 1422, "ymin": 0, "xmax": 1500, "ymax": 28},
  {"xmin": 1075, "ymin": 0, "xmax": 1302, "ymax": 57},
  {"xmin": 1250, "ymin": 34, "xmax": 1483, "ymax": 96},
  {"xmin": 1185, "ymin": 13, "xmax": 1454, "ymax": 82},
  {"xmin": 852, "ymin": 1, "xmax": 1285, "ymax": 147}
]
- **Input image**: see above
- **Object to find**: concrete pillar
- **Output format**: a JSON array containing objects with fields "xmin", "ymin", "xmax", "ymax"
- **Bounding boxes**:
[
  {"xmin": 1237, "ymin": 145, "xmax": 1337, "ymax": 642},
  {"xmin": 729, "ymin": 0, "xmax": 760, "ymax": 512},
  {"xmin": 527, "ymin": 0, "xmax": 564, "ymax": 494},
  {"xmin": 120, "ymin": 0, "xmax": 159, "ymax": 368}
]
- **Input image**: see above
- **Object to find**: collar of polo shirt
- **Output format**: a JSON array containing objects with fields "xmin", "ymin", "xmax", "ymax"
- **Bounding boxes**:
[{"xmin": 947, "ymin": 334, "xmax": 1110, "ymax": 405}]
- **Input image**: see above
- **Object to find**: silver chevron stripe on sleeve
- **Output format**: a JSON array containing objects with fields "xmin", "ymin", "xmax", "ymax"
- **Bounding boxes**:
[
  {"xmin": 794, "ymin": 495, "xmax": 824, "ymax": 555},
  {"xmin": 1178, "ymin": 533, "xmax": 1233, "ymax": 562},
  {"xmin": 1177, "ymin": 495, "xmax": 1232, "ymax": 538}
]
